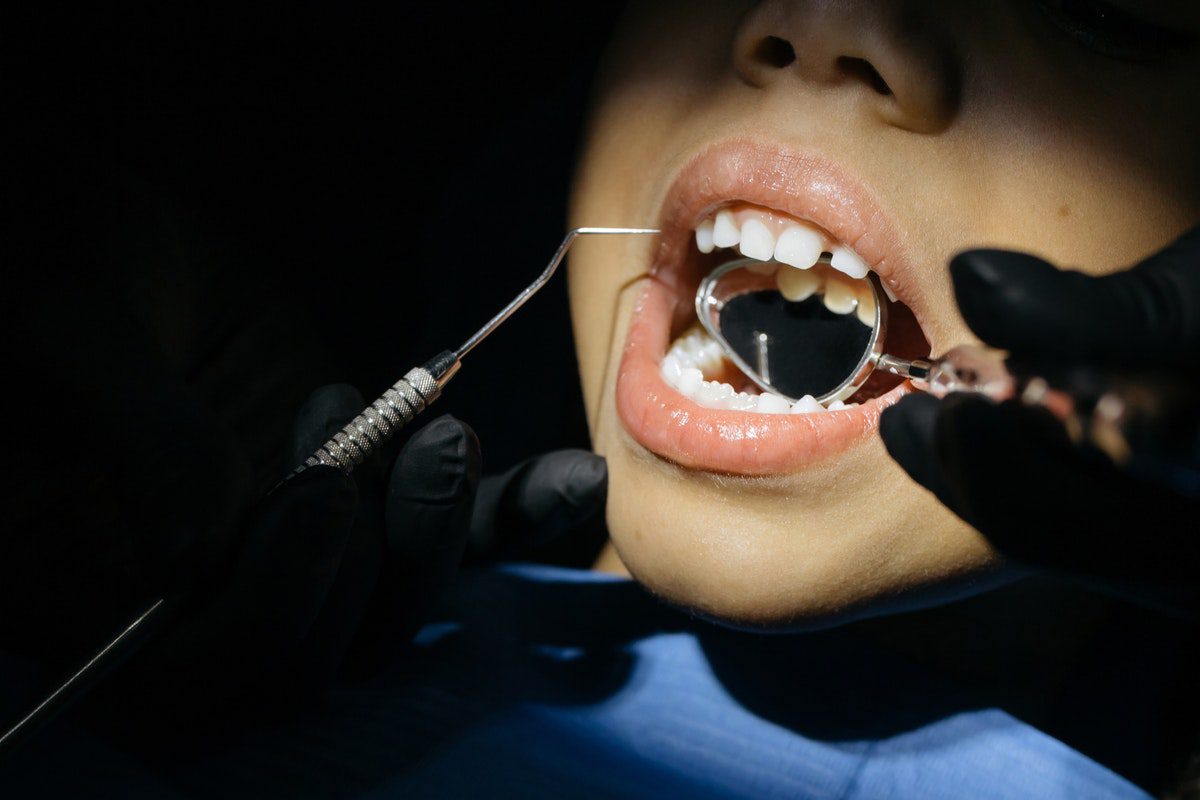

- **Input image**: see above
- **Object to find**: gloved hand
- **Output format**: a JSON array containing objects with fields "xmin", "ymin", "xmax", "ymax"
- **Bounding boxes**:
[
  {"xmin": 880, "ymin": 226, "xmax": 1200, "ymax": 614},
  {"xmin": 102, "ymin": 384, "xmax": 607, "ymax": 728},
  {"xmin": 6, "ymin": 174, "xmax": 609, "ymax": 737}
]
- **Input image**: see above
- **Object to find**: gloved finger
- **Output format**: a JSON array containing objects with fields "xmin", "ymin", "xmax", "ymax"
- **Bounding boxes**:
[
  {"xmin": 282, "ymin": 383, "xmax": 389, "ymax": 696},
  {"xmin": 344, "ymin": 415, "xmax": 480, "ymax": 675},
  {"xmin": 284, "ymin": 383, "xmax": 389, "ymax": 491},
  {"xmin": 929, "ymin": 393, "xmax": 1078, "ymax": 539},
  {"xmin": 286, "ymin": 383, "xmax": 366, "ymax": 468},
  {"xmin": 879, "ymin": 393, "xmax": 956, "ymax": 510},
  {"xmin": 927, "ymin": 395, "xmax": 1198, "ymax": 611},
  {"xmin": 950, "ymin": 225, "xmax": 1200, "ymax": 367},
  {"xmin": 467, "ymin": 449, "xmax": 607, "ymax": 561},
  {"xmin": 114, "ymin": 465, "xmax": 358, "ymax": 722}
]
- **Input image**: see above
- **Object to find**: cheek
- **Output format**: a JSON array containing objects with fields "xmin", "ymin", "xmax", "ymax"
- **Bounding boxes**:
[
  {"xmin": 948, "ymin": 33, "xmax": 1200, "ymax": 267},
  {"xmin": 567, "ymin": 242, "xmax": 654, "ymax": 437},
  {"xmin": 567, "ymin": 251, "xmax": 611, "ymax": 420}
]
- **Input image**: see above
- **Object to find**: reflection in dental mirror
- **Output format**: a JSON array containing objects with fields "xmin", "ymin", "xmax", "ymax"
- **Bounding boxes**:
[
  {"xmin": 714, "ymin": 274, "xmax": 872, "ymax": 401},
  {"xmin": 695, "ymin": 256, "xmax": 896, "ymax": 404},
  {"xmin": 686, "ymin": 256, "xmax": 1017, "ymax": 412}
]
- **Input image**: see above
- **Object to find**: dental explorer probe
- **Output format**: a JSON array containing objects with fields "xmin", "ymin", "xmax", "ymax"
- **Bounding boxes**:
[
  {"xmin": 288, "ymin": 227, "xmax": 658, "ymax": 480},
  {"xmin": 0, "ymin": 226, "xmax": 659, "ymax": 758}
]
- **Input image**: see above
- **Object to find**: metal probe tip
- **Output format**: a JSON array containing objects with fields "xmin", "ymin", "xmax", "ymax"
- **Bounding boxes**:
[{"xmin": 455, "ymin": 226, "xmax": 659, "ymax": 360}]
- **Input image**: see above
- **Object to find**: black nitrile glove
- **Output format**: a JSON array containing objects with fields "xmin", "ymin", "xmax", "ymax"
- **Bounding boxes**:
[
  {"xmin": 880, "ymin": 226, "xmax": 1200, "ymax": 613},
  {"xmin": 97, "ymin": 384, "xmax": 608, "ymax": 728}
]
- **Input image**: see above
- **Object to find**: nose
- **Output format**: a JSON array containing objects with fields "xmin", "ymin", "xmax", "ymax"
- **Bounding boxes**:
[{"xmin": 732, "ymin": 0, "xmax": 960, "ymax": 134}]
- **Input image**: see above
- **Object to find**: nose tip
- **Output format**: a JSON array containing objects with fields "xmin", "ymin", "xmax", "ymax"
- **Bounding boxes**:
[{"xmin": 732, "ymin": 1, "xmax": 959, "ymax": 135}]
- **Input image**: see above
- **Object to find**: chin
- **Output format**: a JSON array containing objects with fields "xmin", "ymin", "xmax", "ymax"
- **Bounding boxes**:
[{"xmin": 602, "ymin": 416, "xmax": 1008, "ymax": 630}]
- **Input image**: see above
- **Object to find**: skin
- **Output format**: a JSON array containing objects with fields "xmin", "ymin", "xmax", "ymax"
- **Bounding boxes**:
[{"xmin": 568, "ymin": 0, "xmax": 1200, "ymax": 627}]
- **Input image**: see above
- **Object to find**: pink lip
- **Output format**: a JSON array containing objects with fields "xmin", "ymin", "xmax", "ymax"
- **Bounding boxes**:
[{"xmin": 615, "ymin": 139, "xmax": 919, "ymax": 475}]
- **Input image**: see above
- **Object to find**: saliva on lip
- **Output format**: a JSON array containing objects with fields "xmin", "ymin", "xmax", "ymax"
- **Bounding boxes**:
[{"xmin": 660, "ymin": 206, "xmax": 886, "ymax": 415}]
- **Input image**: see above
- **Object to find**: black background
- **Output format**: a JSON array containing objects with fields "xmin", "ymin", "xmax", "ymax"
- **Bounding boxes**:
[
  {"xmin": 14, "ymin": 3, "xmax": 625, "ymax": 475},
  {"xmin": 5, "ymin": 0, "xmax": 626, "ymax": 735}
]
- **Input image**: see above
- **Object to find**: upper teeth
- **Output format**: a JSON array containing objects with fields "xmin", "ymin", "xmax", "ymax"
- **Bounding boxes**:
[
  {"xmin": 738, "ymin": 218, "xmax": 775, "ymax": 261},
  {"xmin": 667, "ymin": 205, "xmax": 902, "ymax": 415},
  {"xmin": 774, "ymin": 225, "xmax": 823, "ymax": 270},
  {"xmin": 693, "ymin": 205, "xmax": 892, "ymax": 290},
  {"xmin": 829, "ymin": 247, "xmax": 869, "ymax": 279}
]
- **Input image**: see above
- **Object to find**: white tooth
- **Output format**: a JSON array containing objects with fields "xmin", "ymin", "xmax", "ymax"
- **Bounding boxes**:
[
  {"xmin": 676, "ymin": 367, "xmax": 703, "ymax": 396},
  {"xmin": 830, "ymin": 246, "xmax": 870, "ymax": 279},
  {"xmin": 677, "ymin": 338, "xmax": 721, "ymax": 375},
  {"xmin": 674, "ymin": 352, "xmax": 699, "ymax": 370},
  {"xmin": 696, "ymin": 380, "xmax": 735, "ymax": 408},
  {"xmin": 774, "ymin": 225, "xmax": 823, "ymax": 270},
  {"xmin": 826, "ymin": 399, "xmax": 848, "ymax": 411},
  {"xmin": 699, "ymin": 339, "xmax": 724, "ymax": 363},
  {"xmin": 755, "ymin": 393, "xmax": 790, "ymax": 414},
  {"xmin": 669, "ymin": 343, "xmax": 697, "ymax": 369},
  {"xmin": 660, "ymin": 353, "xmax": 683, "ymax": 386},
  {"xmin": 679, "ymin": 335, "xmax": 704, "ymax": 358},
  {"xmin": 712, "ymin": 209, "xmax": 740, "ymax": 248},
  {"xmin": 777, "ymin": 267, "xmax": 821, "ymax": 302},
  {"xmin": 790, "ymin": 394, "xmax": 825, "ymax": 414},
  {"xmin": 693, "ymin": 382, "xmax": 717, "ymax": 405},
  {"xmin": 823, "ymin": 276, "xmax": 858, "ymax": 315},
  {"xmin": 738, "ymin": 219, "xmax": 775, "ymax": 261},
  {"xmin": 856, "ymin": 283, "xmax": 877, "ymax": 326},
  {"xmin": 882, "ymin": 281, "xmax": 898, "ymax": 303},
  {"xmin": 694, "ymin": 220, "xmax": 715, "ymax": 254},
  {"xmin": 723, "ymin": 392, "xmax": 759, "ymax": 411}
]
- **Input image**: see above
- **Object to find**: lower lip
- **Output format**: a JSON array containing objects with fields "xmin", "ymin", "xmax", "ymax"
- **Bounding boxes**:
[{"xmin": 616, "ymin": 278, "xmax": 910, "ymax": 475}]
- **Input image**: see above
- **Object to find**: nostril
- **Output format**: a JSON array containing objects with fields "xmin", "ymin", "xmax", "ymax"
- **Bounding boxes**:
[
  {"xmin": 835, "ymin": 56, "xmax": 893, "ymax": 96},
  {"xmin": 754, "ymin": 36, "xmax": 797, "ymax": 69}
]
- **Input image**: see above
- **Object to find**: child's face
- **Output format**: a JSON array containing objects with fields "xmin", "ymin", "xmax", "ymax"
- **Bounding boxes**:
[{"xmin": 568, "ymin": 1, "xmax": 1199, "ymax": 626}]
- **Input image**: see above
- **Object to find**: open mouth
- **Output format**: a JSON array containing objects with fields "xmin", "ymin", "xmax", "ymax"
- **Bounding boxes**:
[{"xmin": 615, "ymin": 140, "xmax": 932, "ymax": 475}]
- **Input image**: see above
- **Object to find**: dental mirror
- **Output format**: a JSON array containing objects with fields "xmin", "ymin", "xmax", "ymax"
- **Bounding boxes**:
[{"xmin": 695, "ymin": 256, "xmax": 929, "ymax": 404}]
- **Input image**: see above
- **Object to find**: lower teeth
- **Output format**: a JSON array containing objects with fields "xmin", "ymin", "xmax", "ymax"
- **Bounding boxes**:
[{"xmin": 660, "ymin": 326, "xmax": 856, "ymax": 415}]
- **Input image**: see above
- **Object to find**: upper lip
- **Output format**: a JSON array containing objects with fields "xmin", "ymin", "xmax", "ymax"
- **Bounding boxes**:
[{"xmin": 648, "ymin": 137, "xmax": 927, "ymax": 330}]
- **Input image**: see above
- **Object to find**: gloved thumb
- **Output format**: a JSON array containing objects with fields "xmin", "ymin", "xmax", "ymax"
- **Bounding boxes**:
[
  {"xmin": 467, "ymin": 450, "xmax": 607, "ymax": 561},
  {"xmin": 949, "ymin": 225, "xmax": 1200, "ymax": 367}
]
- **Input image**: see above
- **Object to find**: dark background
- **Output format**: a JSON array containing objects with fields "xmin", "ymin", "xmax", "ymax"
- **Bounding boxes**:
[
  {"xmin": 15, "ymin": 3, "xmax": 626, "ymax": 477},
  {"xmin": 5, "ymin": 0, "xmax": 627, "ymax": 750}
]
